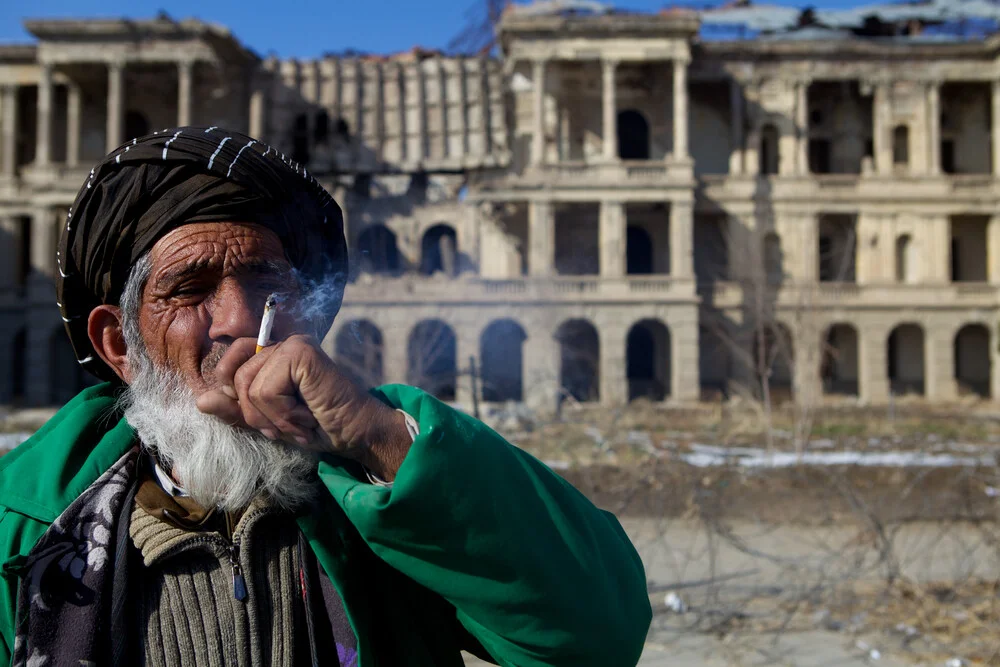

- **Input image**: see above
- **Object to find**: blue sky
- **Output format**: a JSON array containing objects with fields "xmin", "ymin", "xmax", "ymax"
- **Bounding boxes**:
[{"xmin": 1, "ymin": 0, "xmax": 887, "ymax": 58}]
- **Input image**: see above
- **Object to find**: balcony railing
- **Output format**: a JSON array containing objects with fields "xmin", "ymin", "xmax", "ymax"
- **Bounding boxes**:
[
  {"xmin": 702, "ymin": 281, "xmax": 999, "ymax": 309},
  {"xmin": 343, "ymin": 275, "xmax": 683, "ymax": 303}
]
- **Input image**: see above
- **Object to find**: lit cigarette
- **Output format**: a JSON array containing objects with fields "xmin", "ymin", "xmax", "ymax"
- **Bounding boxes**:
[{"xmin": 255, "ymin": 294, "xmax": 277, "ymax": 353}]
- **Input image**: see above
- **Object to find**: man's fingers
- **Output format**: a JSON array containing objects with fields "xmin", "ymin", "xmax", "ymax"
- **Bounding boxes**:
[
  {"xmin": 212, "ymin": 337, "xmax": 260, "ymax": 389},
  {"xmin": 196, "ymin": 389, "xmax": 250, "ymax": 429}
]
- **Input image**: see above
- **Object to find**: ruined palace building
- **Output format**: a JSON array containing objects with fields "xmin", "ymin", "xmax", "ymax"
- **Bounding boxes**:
[{"xmin": 3, "ymin": 2, "xmax": 1000, "ymax": 409}]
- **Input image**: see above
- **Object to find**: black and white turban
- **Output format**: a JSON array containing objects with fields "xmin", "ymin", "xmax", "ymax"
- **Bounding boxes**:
[{"xmin": 56, "ymin": 126, "xmax": 349, "ymax": 383}]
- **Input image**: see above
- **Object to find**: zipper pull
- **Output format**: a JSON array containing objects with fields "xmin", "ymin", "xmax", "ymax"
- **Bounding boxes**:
[{"xmin": 230, "ymin": 539, "xmax": 247, "ymax": 601}]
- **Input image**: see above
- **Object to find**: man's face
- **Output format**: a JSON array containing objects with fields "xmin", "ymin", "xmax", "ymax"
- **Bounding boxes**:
[{"xmin": 139, "ymin": 221, "xmax": 297, "ymax": 394}]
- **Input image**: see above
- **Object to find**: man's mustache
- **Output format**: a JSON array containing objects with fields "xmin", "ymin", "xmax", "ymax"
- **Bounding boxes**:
[{"xmin": 201, "ymin": 343, "xmax": 230, "ymax": 380}]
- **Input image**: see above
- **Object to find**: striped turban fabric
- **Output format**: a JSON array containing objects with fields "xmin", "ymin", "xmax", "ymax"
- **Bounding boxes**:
[{"xmin": 56, "ymin": 126, "xmax": 349, "ymax": 383}]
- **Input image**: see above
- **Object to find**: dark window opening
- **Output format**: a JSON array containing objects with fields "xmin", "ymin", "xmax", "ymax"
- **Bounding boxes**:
[
  {"xmin": 941, "ymin": 140, "xmax": 956, "ymax": 174},
  {"xmin": 15, "ymin": 216, "xmax": 30, "ymax": 289},
  {"xmin": 291, "ymin": 113, "xmax": 310, "ymax": 165},
  {"xmin": 809, "ymin": 139, "xmax": 832, "ymax": 174},
  {"xmin": 407, "ymin": 171, "xmax": 428, "ymax": 203},
  {"xmin": 314, "ymin": 110, "xmax": 330, "ymax": 144},
  {"xmin": 617, "ymin": 109, "xmax": 650, "ymax": 160},
  {"xmin": 334, "ymin": 117, "xmax": 350, "ymax": 138},
  {"xmin": 481, "ymin": 320, "xmax": 527, "ymax": 402},
  {"xmin": 951, "ymin": 237, "xmax": 960, "ymax": 282},
  {"xmin": 626, "ymin": 226, "xmax": 653, "ymax": 275},
  {"xmin": 420, "ymin": 224, "xmax": 458, "ymax": 276},
  {"xmin": 407, "ymin": 320, "xmax": 457, "ymax": 401},
  {"xmin": 11, "ymin": 329, "xmax": 26, "ymax": 405},
  {"xmin": 124, "ymin": 111, "xmax": 150, "ymax": 142},
  {"xmin": 352, "ymin": 173, "xmax": 372, "ymax": 198},
  {"xmin": 356, "ymin": 225, "xmax": 400, "ymax": 274},
  {"xmin": 759, "ymin": 124, "xmax": 779, "ymax": 175},
  {"xmin": 893, "ymin": 125, "xmax": 909, "ymax": 165}
]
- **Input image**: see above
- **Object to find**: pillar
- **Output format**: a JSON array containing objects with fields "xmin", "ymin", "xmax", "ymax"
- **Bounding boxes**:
[
  {"xmin": 66, "ymin": 83, "xmax": 81, "ymax": 167},
  {"xmin": 672, "ymin": 59, "xmax": 689, "ymax": 160},
  {"xmin": 106, "ymin": 61, "xmax": 124, "ymax": 151},
  {"xmin": 859, "ymin": 326, "xmax": 889, "ymax": 404},
  {"xmin": 35, "ymin": 64, "xmax": 53, "ymax": 167},
  {"xmin": 599, "ymin": 201, "xmax": 625, "ymax": 277},
  {"xmin": 1, "ymin": 85, "xmax": 16, "ymax": 176},
  {"xmin": 926, "ymin": 81, "xmax": 940, "ymax": 176},
  {"xmin": 602, "ymin": 59, "xmax": 618, "ymax": 161},
  {"xmin": 992, "ymin": 81, "xmax": 1000, "ymax": 176},
  {"xmin": 669, "ymin": 200, "xmax": 693, "ymax": 278},
  {"xmin": 671, "ymin": 312, "xmax": 700, "ymax": 401},
  {"xmin": 528, "ymin": 200, "xmax": 553, "ymax": 276},
  {"xmin": 599, "ymin": 320, "xmax": 627, "ymax": 406},
  {"xmin": 531, "ymin": 59, "xmax": 546, "ymax": 165},
  {"xmin": 873, "ymin": 82, "xmax": 891, "ymax": 175},
  {"xmin": 381, "ymin": 320, "xmax": 408, "ymax": 385},
  {"xmin": 177, "ymin": 60, "xmax": 193, "ymax": 127},
  {"xmin": 523, "ymin": 324, "xmax": 559, "ymax": 414},
  {"xmin": 454, "ymin": 327, "xmax": 478, "ymax": 408},
  {"xmin": 29, "ymin": 208, "xmax": 56, "ymax": 283},
  {"xmin": 249, "ymin": 83, "xmax": 266, "ymax": 139},
  {"xmin": 991, "ymin": 321, "xmax": 1000, "ymax": 401},
  {"xmin": 795, "ymin": 81, "xmax": 808, "ymax": 174},
  {"xmin": 798, "ymin": 214, "xmax": 819, "ymax": 283},
  {"xmin": 793, "ymin": 328, "xmax": 822, "ymax": 406},
  {"xmin": 729, "ymin": 78, "xmax": 744, "ymax": 175},
  {"xmin": 0, "ymin": 216, "xmax": 16, "ymax": 288},
  {"xmin": 989, "ymin": 215, "xmax": 1000, "ymax": 283},
  {"xmin": 926, "ymin": 326, "xmax": 956, "ymax": 401}
]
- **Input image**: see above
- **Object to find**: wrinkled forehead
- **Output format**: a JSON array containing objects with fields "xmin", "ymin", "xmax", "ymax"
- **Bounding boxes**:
[{"xmin": 148, "ymin": 221, "xmax": 291, "ymax": 275}]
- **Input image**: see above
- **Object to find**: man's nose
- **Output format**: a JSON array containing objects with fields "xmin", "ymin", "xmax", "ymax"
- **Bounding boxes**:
[{"xmin": 208, "ymin": 280, "xmax": 261, "ymax": 342}]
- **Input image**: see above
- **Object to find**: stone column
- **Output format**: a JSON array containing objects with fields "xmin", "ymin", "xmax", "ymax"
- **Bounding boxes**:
[
  {"xmin": 672, "ymin": 59, "xmax": 689, "ymax": 160},
  {"xmin": 599, "ymin": 200, "xmax": 625, "ymax": 277},
  {"xmin": 798, "ymin": 213, "xmax": 819, "ymax": 283},
  {"xmin": 602, "ymin": 59, "xmax": 618, "ymax": 161},
  {"xmin": 528, "ymin": 200, "xmax": 554, "ymax": 276},
  {"xmin": 106, "ymin": 61, "xmax": 124, "ymax": 151},
  {"xmin": 66, "ymin": 83, "xmax": 81, "ymax": 167},
  {"xmin": 671, "ymin": 311, "xmax": 700, "ymax": 401},
  {"xmin": 926, "ymin": 326, "xmax": 956, "ymax": 401},
  {"xmin": 380, "ymin": 319, "xmax": 409, "ymax": 385},
  {"xmin": 29, "ymin": 208, "xmax": 56, "ymax": 284},
  {"xmin": 1, "ymin": 85, "xmax": 16, "ymax": 177},
  {"xmin": 531, "ymin": 59, "xmax": 546, "ymax": 165},
  {"xmin": 35, "ymin": 64, "xmax": 53, "ymax": 168},
  {"xmin": 454, "ymin": 326, "xmax": 479, "ymax": 408},
  {"xmin": 991, "ymin": 322, "xmax": 1000, "ymax": 402},
  {"xmin": 988, "ymin": 215, "xmax": 1000, "ymax": 283},
  {"xmin": 0, "ymin": 216, "xmax": 16, "ymax": 288},
  {"xmin": 669, "ymin": 200, "xmax": 693, "ymax": 278},
  {"xmin": 873, "ymin": 82, "xmax": 891, "ymax": 175},
  {"xmin": 523, "ymin": 324, "xmax": 559, "ymax": 415},
  {"xmin": 795, "ymin": 81, "xmax": 809, "ymax": 174},
  {"xmin": 859, "ymin": 325, "xmax": 890, "ymax": 404},
  {"xmin": 926, "ymin": 81, "xmax": 940, "ymax": 176},
  {"xmin": 729, "ymin": 78, "xmax": 744, "ymax": 175},
  {"xmin": 599, "ymin": 319, "xmax": 627, "ymax": 406},
  {"xmin": 992, "ymin": 81, "xmax": 1000, "ymax": 176},
  {"xmin": 249, "ymin": 83, "xmax": 266, "ymax": 139},
  {"xmin": 177, "ymin": 60, "xmax": 194, "ymax": 127}
]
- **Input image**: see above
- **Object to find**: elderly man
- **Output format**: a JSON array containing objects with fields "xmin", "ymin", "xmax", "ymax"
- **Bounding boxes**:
[{"xmin": 0, "ymin": 128, "xmax": 650, "ymax": 667}]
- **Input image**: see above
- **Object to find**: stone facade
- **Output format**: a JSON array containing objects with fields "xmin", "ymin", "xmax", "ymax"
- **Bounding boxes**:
[{"xmin": 2, "ymin": 11, "xmax": 1000, "ymax": 410}]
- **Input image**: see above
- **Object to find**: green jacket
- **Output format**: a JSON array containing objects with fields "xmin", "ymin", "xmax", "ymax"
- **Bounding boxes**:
[{"xmin": 0, "ymin": 383, "xmax": 651, "ymax": 666}]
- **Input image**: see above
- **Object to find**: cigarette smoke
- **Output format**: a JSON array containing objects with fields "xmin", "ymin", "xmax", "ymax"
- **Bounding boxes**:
[{"xmin": 283, "ymin": 265, "xmax": 348, "ymax": 339}]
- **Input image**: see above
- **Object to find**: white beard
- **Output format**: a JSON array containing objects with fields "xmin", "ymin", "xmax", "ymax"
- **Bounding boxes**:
[{"xmin": 119, "ymin": 352, "xmax": 318, "ymax": 512}]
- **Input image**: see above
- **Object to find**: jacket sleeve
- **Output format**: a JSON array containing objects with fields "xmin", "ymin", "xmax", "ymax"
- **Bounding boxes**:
[{"xmin": 316, "ymin": 385, "xmax": 652, "ymax": 667}]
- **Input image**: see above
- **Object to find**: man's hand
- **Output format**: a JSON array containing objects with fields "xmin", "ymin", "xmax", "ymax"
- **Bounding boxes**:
[{"xmin": 196, "ymin": 335, "xmax": 410, "ymax": 481}]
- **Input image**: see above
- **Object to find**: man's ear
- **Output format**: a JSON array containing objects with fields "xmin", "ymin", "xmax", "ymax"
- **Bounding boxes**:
[{"xmin": 88, "ymin": 305, "xmax": 131, "ymax": 383}]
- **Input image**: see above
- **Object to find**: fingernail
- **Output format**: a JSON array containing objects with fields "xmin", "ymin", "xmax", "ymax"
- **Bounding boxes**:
[
  {"xmin": 294, "ymin": 435, "xmax": 310, "ymax": 447},
  {"xmin": 261, "ymin": 428, "xmax": 278, "ymax": 440},
  {"xmin": 221, "ymin": 385, "xmax": 237, "ymax": 399}
]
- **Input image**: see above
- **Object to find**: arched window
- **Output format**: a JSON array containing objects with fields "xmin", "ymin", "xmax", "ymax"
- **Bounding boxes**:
[
  {"xmin": 420, "ymin": 224, "xmax": 458, "ymax": 276},
  {"xmin": 892, "ymin": 125, "xmax": 909, "ymax": 165},
  {"xmin": 626, "ymin": 320, "xmax": 671, "ymax": 401},
  {"xmin": 407, "ymin": 320, "xmax": 457, "ymax": 400},
  {"xmin": 481, "ymin": 320, "xmax": 527, "ymax": 402},
  {"xmin": 617, "ymin": 109, "xmax": 650, "ymax": 160},
  {"xmin": 887, "ymin": 324, "xmax": 925, "ymax": 396},
  {"xmin": 955, "ymin": 324, "xmax": 991, "ymax": 398},
  {"xmin": 555, "ymin": 319, "xmax": 600, "ymax": 403},
  {"xmin": 335, "ymin": 320, "xmax": 384, "ymax": 388},
  {"xmin": 314, "ymin": 110, "xmax": 330, "ymax": 144}
]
